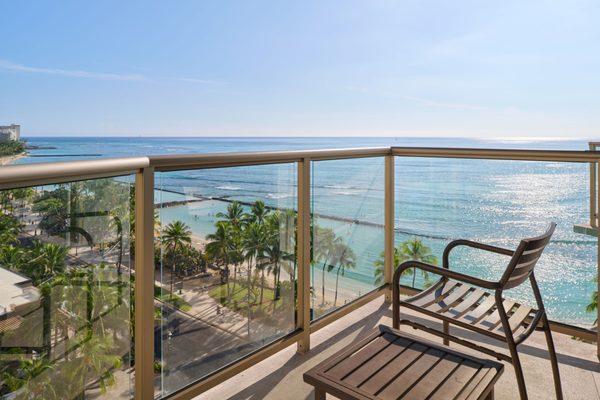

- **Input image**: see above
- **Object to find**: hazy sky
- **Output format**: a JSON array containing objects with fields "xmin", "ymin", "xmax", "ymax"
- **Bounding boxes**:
[{"xmin": 1, "ymin": 1, "xmax": 599, "ymax": 137}]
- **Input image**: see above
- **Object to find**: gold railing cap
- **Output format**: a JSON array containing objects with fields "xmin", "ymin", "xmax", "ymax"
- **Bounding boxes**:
[{"xmin": 0, "ymin": 156, "xmax": 150, "ymax": 189}]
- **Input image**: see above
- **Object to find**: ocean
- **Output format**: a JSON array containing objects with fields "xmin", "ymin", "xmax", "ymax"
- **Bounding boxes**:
[{"xmin": 13, "ymin": 136, "xmax": 598, "ymax": 326}]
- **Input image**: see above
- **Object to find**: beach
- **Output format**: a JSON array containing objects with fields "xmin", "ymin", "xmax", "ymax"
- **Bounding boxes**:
[{"xmin": 0, "ymin": 152, "xmax": 25, "ymax": 165}]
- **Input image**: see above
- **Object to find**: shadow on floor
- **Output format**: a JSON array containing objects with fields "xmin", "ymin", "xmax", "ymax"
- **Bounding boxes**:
[
  {"xmin": 226, "ymin": 302, "xmax": 389, "ymax": 400},
  {"xmin": 382, "ymin": 308, "xmax": 599, "ymax": 373}
]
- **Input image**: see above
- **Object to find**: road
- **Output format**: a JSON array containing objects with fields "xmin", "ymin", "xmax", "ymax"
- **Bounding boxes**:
[{"xmin": 155, "ymin": 303, "xmax": 267, "ymax": 396}]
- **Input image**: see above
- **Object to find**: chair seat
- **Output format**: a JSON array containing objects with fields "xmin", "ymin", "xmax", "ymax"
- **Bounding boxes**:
[{"xmin": 400, "ymin": 279, "xmax": 537, "ymax": 341}]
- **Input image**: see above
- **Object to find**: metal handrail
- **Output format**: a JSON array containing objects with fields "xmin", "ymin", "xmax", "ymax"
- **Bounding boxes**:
[
  {"xmin": 148, "ymin": 147, "xmax": 390, "ymax": 171},
  {"xmin": 3, "ymin": 146, "xmax": 600, "ymax": 189},
  {"xmin": 0, "ymin": 156, "xmax": 150, "ymax": 190},
  {"xmin": 391, "ymin": 146, "xmax": 600, "ymax": 162}
]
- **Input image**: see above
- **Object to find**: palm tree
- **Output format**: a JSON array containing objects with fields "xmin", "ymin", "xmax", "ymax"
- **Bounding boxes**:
[
  {"xmin": 2, "ymin": 357, "xmax": 56, "ymax": 399},
  {"xmin": 215, "ymin": 202, "xmax": 247, "ymax": 294},
  {"xmin": 400, "ymin": 238, "xmax": 437, "ymax": 287},
  {"xmin": 313, "ymin": 226, "xmax": 337, "ymax": 305},
  {"xmin": 161, "ymin": 221, "xmax": 192, "ymax": 299},
  {"xmin": 0, "ymin": 212, "xmax": 22, "ymax": 245},
  {"xmin": 27, "ymin": 242, "xmax": 68, "ymax": 284},
  {"xmin": 332, "ymin": 242, "xmax": 356, "ymax": 306},
  {"xmin": 216, "ymin": 201, "xmax": 246, "ymax": 228},
  {"xmin": 264, "ymin": 212, "xmax": 284, "ymax": 301},
  {"xmin": 587, "ymin": 276, "xmax": 597, "ymax": 328},
  {"xmin": 206, "ymin": 221, "xmax": 232, "ymax": 296},
  {"xmin": 373, "ymin": 238, "xmax": 437, "ymax": 288},
  {"xmin": 33, "ymin": 197, "xmax": 68, "ymax": 237},
  {"xmin": 374, "ymin": 246, "xmax": 409, "ymax": 286},
  {"xmin": 242, "ymin": 221, "xmax": 267, "ymax": 303},
  {"xmin": 228, "ymin": 233, "xmax": 244, "ymax": 294},
  {"xmin": 0, "ymin": 244, "xmax": 25, "ymax": 271},
  {"xmin": 248, "ymin": 200, "xmax": 268, "ymax": 224}
]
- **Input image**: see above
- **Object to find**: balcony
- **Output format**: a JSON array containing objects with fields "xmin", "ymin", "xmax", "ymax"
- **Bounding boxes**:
[
  {"xmin": 0, "ymin": 146, "xmax": 599, "ymax": 399},
  {"xmin": 200, "ymin": 297, "xmax": 599, "ymax": 400}
]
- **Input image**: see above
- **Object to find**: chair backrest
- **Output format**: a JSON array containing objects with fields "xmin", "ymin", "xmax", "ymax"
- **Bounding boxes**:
[{"xmin": 499, "ymin": 222, "xmax": 556, "ymax": 290}]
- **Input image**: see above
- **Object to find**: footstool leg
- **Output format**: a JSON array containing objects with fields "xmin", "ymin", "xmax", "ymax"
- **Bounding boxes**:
[{"xmin": 315, "ymin": 387, "xmax": 326, "ymax": 400}]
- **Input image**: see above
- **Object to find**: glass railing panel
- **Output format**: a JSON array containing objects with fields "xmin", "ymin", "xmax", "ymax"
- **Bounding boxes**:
[
  {"xmin": 310, "ymin": 157, "xmax": 385, "ymax": 320},
  {"xmin": 0, "ymin": 177, "xmax": 133, "ymax": 399},
  {"xmin": 155, "ymin": 163, "xmax": 297, "ymax": 397},
  {"xmin": 394, "ymin": 156, "xmax": 596, "ymax": 328}
]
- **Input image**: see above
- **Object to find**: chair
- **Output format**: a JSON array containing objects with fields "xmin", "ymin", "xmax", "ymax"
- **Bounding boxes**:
[{"xmin": 392, "ymin": 223, "xmax": 562, "ymax": 400}]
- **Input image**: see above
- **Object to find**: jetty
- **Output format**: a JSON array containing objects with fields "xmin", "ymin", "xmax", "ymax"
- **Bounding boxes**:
[{"xmin": 154, "ymin": 188, "xmax": 451, "ymax": 240}]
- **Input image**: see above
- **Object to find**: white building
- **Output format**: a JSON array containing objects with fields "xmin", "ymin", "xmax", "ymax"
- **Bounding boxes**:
[{"xmin": 0, "ymin": 124, "xmax": 20, "ymax": 141}]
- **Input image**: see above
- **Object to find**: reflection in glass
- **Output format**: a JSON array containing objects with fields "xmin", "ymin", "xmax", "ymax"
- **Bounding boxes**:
[
  {"xmin": 395, "ymin": 157, "xmax": 596, "ymax": 328},
  {"xmin": 310, "ymin": 158, "xmax": 385, "ymax": 319},
  {"xmin": 0, "ymin": 178, "xmax": 133, "ymax": 399},
  {"xmin": 155, "ymin": 164, "xmax": 296, "ymax": 397}
]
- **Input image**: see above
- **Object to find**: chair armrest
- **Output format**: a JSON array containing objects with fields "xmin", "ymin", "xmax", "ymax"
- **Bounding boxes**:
[
  {"xmin": 443, "ymin": 239, "xmax": 514, "ymax": 269},
  {"xmin": 393, "ymin": 260, "xmax": 500, "ymax": 291}
]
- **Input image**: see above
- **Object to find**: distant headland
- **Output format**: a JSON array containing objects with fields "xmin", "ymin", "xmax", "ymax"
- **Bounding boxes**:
[{"xmin": 0, "ymin": 124, "xmax": 26, "ymax": 165}]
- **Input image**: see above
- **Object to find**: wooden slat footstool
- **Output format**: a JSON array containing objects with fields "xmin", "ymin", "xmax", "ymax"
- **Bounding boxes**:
[{"xmin": 304, "ymin": 325, "xmax": 504, "ymax": 400}]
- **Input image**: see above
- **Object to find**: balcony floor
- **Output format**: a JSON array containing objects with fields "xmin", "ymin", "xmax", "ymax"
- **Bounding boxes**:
[{"xmin": 198, "ymin": 297, "xmax": 600, "ymax": 400}]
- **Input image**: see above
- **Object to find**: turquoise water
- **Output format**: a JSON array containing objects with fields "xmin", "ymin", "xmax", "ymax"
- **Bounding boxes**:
[{"xmin": 15, "ymin": 136, "xmax": 597, "ymax": 325}]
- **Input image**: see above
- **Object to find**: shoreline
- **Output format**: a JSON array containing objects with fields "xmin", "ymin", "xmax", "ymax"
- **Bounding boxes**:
[{"xmin": 0, "ymin": 152, "xmax": 26, "ymax": 166}]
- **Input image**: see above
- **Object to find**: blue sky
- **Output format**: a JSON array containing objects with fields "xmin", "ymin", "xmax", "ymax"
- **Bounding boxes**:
[{"xmin": 1, "ymin": 1, "xmax": 599, "ymax": 137}]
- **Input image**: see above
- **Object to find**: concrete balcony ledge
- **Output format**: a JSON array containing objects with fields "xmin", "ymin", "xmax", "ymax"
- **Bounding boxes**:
[{"xmin": 199, "ymin": 297, "xmax": 600, "ymax": 400}]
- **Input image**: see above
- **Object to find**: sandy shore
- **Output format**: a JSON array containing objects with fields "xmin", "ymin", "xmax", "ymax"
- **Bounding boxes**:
[{"xmin": 0, "ymin": 152, "xmax": 26, "ymax": 166}]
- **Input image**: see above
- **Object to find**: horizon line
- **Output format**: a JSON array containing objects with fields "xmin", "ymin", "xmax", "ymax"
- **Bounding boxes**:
[{"xmin": 19, "ymin": 134, "xmax": 592, "ymax": 142}]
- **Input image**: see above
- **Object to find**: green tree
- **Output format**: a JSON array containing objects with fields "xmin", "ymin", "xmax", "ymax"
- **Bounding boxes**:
[
  {"xmin": 161, "ymin": 221, "xmax": 192, "ymax": 299},
  {"xmin": 33, "ymin": 197, "xmax": 68, "ymax": 237},
  {"xmin": 1, "ymin": 357, "xmax": 56, "ymax": 399},
  {"xmin": 206, "ymin": 221, "xmax": 232, "ymax": 295},
  {"xmin": 242, "ymin": 221, "xmax": 267, "ymax": 302},
  {"xmin": 26, "ymin": 242, "xmax": 68, "ymax": 284},
  {"xmin": 373, "ymin": 238, "xmax": 437, "ymax": 288},
  {"xmin": 332, "ymin": 242, "xmax": 356, "ymax": 306},
  {"xmin": 313, "ymin": 226, "xmax": 338, "ymax": 306},
  {"xmin": 216, "ymin": 201, "xmax": 246, "ymax": 228},
  {"xmin": 215, "ymin": 202, "xmax": 248, "ymax": 294},
  {"xmin": 0, "ymin": 212, "xmax": 22, "ymax": 245},
  {"xmin": 587, "ymin": 276, "xmax": 597, "ymax": 327}
]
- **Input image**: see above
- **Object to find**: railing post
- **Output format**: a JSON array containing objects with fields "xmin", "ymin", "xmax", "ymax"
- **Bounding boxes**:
[
  {"xmin": 297, "ymin": 158, "xmax": 311, "ymax": 353},
  {"xmin": 590, "ymin": 143, "xmax": 600, "ymax": 359},
  {"xmin": 384, "ymin": 155, "xmax": 395, "ymax": 302},
  {"xmin": 135, "ymin": 167, "xmax": 155, "ymax": 400},
  {"xmin": 597, "ymin": 232, "xmax": 600, "ymax": 360}
]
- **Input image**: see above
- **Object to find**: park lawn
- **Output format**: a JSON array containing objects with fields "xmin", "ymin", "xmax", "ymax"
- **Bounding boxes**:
[
  {"xmin": 209, "ymin": 281, "xmax": 277, "ymax": 312},
  {"xmin": 154, "ymin": 284, "xmax": 192, "ymax": 312}
]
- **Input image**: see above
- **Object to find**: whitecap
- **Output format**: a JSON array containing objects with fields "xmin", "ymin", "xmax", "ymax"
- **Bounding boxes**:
[
  {"xmin": 215, "ymin": 185, "xmax": 242, "ymax": 191},
  {"xmin": 266, "ymin": 193, "xmax": 293, "ymax": 199}
]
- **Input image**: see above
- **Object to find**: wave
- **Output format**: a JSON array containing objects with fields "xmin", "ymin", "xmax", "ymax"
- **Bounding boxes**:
[
  {"xmin": 334, "ymin": 191, "xmax": 360, "ymax": 196},
  {"xmin": 324, "ymin": 184, "xmax": 355, "ymax": 189},
  {"xmin": 215, "ymin": 185, "xmax": 242, "ymax": 191},
  {"xmin": 265, "ymin": 193, "xmax": 293, "ymax": 199}
]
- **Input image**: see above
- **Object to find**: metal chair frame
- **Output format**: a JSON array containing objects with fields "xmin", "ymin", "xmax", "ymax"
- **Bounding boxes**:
[{"xmin": 392, "ymin": 223, "xmax": 563, "ymax": 400}]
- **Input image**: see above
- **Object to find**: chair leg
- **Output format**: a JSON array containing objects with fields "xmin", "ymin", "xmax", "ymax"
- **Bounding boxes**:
[
  {"xmin": 541, "ymin": 314, "xmax": 563, "ymax": 400},
  {"xmin": 443, "ymin": 321, "xmax": 450, "ymax": 346},
  {"xmin": 506, "ymin": 337, "xmax": 528, "ymax": 400},
  {"xmin": 496, "ymin": 291, "xmax": 528, "ymax": 400},
  {"xmin": 530, "ymin": 274, "xmax": 563, "ymax": 400}
]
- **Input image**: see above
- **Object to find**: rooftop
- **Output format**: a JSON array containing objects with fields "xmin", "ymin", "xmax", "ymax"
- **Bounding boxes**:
[{"xmin": 0, "ymin": 266, "xmax": 39, "ymax": 317}]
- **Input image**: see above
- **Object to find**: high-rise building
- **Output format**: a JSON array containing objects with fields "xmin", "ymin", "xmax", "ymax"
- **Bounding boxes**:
[{"xmin": 0, "ymin": 124, "xmax": 20, "ymax": 141}]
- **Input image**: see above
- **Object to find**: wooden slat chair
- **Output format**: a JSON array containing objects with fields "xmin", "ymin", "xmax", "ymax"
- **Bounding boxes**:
[{"xmin": 392, "ymin": 223, "xmax": 562, "ymax": 400}]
